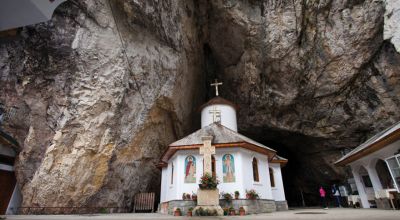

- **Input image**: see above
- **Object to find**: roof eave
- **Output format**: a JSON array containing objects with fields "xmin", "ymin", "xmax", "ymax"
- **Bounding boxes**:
[
  {"xmin": 159, "ymin": 141, "xmax": 277, "ymax": 163},
  {"xmin": 334, "ymin": 128, "xmax": 400, "ymax": 166}
]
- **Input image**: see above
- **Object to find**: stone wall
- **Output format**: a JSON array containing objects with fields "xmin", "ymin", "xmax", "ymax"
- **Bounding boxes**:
[
  {"xmin": 160, "ymin": 199, "xmax": 279, "ymax": 215},
  {"xmin": 159, "ymin": 200, "xmax": 196, "ymax": 215},
  {"xmin": 219, "ymin": 199, "xmax": 276, "ymax": 214},
  {"xmin": 275, "ymin": 200, "xmax": 289, "ymax": 211}
]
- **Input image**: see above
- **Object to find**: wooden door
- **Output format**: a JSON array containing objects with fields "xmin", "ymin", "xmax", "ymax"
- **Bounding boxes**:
[{"xmin": 0, "ymin": 170, "xmax": 16, "ymax": 214}]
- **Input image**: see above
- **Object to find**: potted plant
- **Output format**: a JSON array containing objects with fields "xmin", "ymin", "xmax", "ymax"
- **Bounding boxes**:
[
  {"xmin": 187, "ymin": 207, "xmax": 193, "ymax": 216},
  {"xmin": 239, "ymin": 207, "xmax": 245, "ymax": 216},
  {"xmin": 234, "ymin": 191, "xmax": 240, "ymax": 199},
  {"xmin": 174, "ymin": 208, "xmax": 182, "ymax": 216},
  {"xmin": 222, "ymin": 192, "xmax": 233, "ymax": 202},
  {"xmin": 182, "ymin": 193, "xmax": 187, "ymax": 200},
  {"xmin": 245, "ymin": 189, "xmax": 259, "ymax": 200},
  {"xmin": 229, "ymin": 206, "xmax": 236, "ymax": 216},
  {"xmin": 186, "ymin": 193, "xmax": 191, "ymax": 200},
  {"xmin": 199, "ymin": 173, "xmax": 219, "ymax": 190},
  {"xmin": 223, "ymin": 207, "xmax": 229, "ymax": 216},
  {"xmin": 192, "ymin": 192, "xmax": 197, "ymax": 201}
]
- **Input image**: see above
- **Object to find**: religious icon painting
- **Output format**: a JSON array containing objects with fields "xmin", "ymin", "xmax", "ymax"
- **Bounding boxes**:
[
  {"xmin": 222, "ymin": 154, "xmax": 235, "ymax": 182},
  {"xmin": 184, "ymin": 155, "xmax": 196, "ymax": 183}
]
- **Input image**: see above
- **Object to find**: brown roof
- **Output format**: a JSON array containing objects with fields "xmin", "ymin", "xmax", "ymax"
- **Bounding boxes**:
[
  {"xmin": 158, "ymin": 123, "xmax": 278, "ymax": 166},
  {"xmin": 198, "ymin": 97, "xmax": 239, "ymax": 112},
  {"xmin": 335, "ymin": 121, "xmax": 400, "ymax": 166},
  {"xmin": 270, "ymin": 154, "xmax": 288, "ymax": 166}
]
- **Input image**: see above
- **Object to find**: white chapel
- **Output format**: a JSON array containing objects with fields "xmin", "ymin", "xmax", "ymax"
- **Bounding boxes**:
[{"xmin": 158, "ymin": 80, "xmax": 288, "ymax": 214}]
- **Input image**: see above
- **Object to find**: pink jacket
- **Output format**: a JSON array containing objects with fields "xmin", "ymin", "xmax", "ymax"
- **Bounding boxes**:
[{"xmin": 319, "ymin": 188, "xmax": 326, "ymax": 197}]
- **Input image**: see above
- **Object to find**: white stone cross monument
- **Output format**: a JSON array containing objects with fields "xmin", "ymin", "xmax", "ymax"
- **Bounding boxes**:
[
  {"xmin": 194, "ymin": 135, "xmax": 223, "ymax": 216},
  {"xmin": 200, "ymin": 136, "xmax": 215, "ymax": 174},
  {"xmin": 210, "ymin": 79, "xmax": 223, "ymax": 96}
]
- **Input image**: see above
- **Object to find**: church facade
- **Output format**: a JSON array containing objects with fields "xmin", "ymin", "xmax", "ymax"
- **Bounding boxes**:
[{"xmin": 158, "ymin": 81, "xmax": 288, "ymax": 214}]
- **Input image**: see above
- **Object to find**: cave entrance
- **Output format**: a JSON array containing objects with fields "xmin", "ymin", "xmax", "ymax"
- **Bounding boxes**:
[
  {"xmin": 0, "ymin": 130, "xmax": 21, "ymax": 215},
  {"xmin": 241, "ymin": 128, "xmax": 337, "ymax": 207}
]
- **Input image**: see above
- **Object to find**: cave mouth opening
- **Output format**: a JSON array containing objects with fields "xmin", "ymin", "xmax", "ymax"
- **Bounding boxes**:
[{"xmin": 241, "ymin": 127, "xmax": 343, "ymax": 207}]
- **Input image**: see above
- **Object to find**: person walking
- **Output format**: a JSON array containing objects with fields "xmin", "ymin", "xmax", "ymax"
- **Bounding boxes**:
[
  {"xmin": 319, "ymin": 186, "xmax": 328, "ymax": 210},
  {"xmin": 331, "ymin": 184, "xmax": 342, "ymax": 207}
]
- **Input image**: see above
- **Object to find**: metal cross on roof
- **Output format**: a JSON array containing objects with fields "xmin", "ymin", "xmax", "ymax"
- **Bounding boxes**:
[{"xmin": 210, "ymin": 79, "xmax": 223, "ymax": 96}]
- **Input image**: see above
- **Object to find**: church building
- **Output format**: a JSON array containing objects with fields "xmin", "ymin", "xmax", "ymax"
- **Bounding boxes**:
[{"xmin": 158, "ymin": 80, "xmax": 288, "ymax": 214}]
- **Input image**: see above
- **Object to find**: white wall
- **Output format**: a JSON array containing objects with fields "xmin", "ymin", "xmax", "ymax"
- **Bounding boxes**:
[
  {"xmin": 270, "ymin": 163, "xmax": 286, "ymax": 201},
  {"xmin": 160, "ymin": 166, "xmax": 168, "ymax": 202},
  {"xmin": 170, "ymin": 148, "xmax": 244, "ymax": 200},
  {"xmin": 161, "ymin": 156, "xmax": 179, "ymax": 202},
  {"xmin": 201, "ymin": 104, "xmax": 237, "ymax": 131},
  {"xmin": 216, "ymin": 148, "xmax": 244, "ymax": 197},
  {"xmin": 161, "ymin": 148, "xmax": 288, "ymax": 202},
  {"xmin": 241, "ymin": 149, "xmax": 273, "ymax": 200}
]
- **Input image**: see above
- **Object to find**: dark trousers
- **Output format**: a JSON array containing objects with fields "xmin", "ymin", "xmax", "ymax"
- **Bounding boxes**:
[
  {"xmin": 321, "ymin": 196, "xmax": 327, "ymax": 208},
  {"xmin": 334, "ymin": 196, "xmax": 341, "ymax": 207}
]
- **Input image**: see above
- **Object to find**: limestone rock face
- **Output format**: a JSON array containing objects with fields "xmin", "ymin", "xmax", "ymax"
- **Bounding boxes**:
[
  {"xmin": 0, "ymin": 0, "xmax": 400, "ymax": 210},
  {"xmin": 0, "ymin": 0, "xmax": 204, "ymax": 211},
  {"xmin": 206, "ymin": 0, "xmax": 400, "ymax": 204}
]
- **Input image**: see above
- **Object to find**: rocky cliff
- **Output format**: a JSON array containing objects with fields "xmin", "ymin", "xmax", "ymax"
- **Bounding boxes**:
[{"xmin": 0, "ymin": 0, "xmax": 399, "ymax": 211}]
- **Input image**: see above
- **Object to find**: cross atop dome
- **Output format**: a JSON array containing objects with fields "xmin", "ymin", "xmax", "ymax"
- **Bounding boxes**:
[{"xmin": 210, "ymin": 79, "xmax": 223, "ymax": 96}]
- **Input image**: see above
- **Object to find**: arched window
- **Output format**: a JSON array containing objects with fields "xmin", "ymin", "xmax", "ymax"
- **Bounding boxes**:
[
  {"xmin": 269, "ymin": 168, "xmax": 275, "ymax": 187},
  {"xmin": 252, "ymin": 158, "xmax": 259, "ymax": 182},
  {"xmin": 376, "ymin": 159, "xmax": 394, "ymax": 189},
  {"xmin": 171, "ymin": 163, "xmax": 174, "ymax": 185}
]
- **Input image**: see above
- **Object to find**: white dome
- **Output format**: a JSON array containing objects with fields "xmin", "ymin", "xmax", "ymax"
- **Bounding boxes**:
[{"xmin": 200, "ymin": 97, "xmax": 238, "ymax": 131}]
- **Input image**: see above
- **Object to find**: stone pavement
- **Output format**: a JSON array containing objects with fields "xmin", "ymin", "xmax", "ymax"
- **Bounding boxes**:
[{"xmin": 3, "ymin": 208, "xmax": 400, "ymax": 220}]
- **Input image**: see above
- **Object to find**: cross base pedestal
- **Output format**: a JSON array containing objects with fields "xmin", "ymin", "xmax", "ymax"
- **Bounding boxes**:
[{"xmin": 193, "ymin": 188, "xmax": 223, "ymax": 216}]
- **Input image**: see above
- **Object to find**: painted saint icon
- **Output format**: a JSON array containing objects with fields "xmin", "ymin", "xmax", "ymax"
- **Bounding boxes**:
[
  {"xmin": 223, "ymin": 154, "xmax": 235, "ymax": 182},
  {"xmin": 184, "ymin": 155, "xmax": 196, "ymax": 183}
]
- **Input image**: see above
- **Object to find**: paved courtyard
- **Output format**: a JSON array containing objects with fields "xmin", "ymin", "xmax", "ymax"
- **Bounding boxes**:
[{"xmin": 3, "ymin": 208, "xmax": 400, "ymax": 220}]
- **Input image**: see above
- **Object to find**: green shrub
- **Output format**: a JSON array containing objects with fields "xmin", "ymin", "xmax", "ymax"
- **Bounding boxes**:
[
  {"xmin": 99, "ymin": 207, "xmax": 108, "ymax": 214},
  {"xmin": 199, "ymin": 173, "xmax": 219, "ymax": 189},
  {"xmin": 195, "ymin": 207, "xmax": 218, "ymax": 216}
]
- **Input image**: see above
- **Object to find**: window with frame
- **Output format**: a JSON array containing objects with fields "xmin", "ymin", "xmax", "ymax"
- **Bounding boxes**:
[
  {"xmin": 252, "ymin": 158, "xmax": 259, "ymax": 182},
  {"xmin": 385, "ymin": 154, "xmax": 400, "ymax": 192},
  {"xmin": 269, "ymin": 168, "xmax": 275, "ymax": 187}
]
